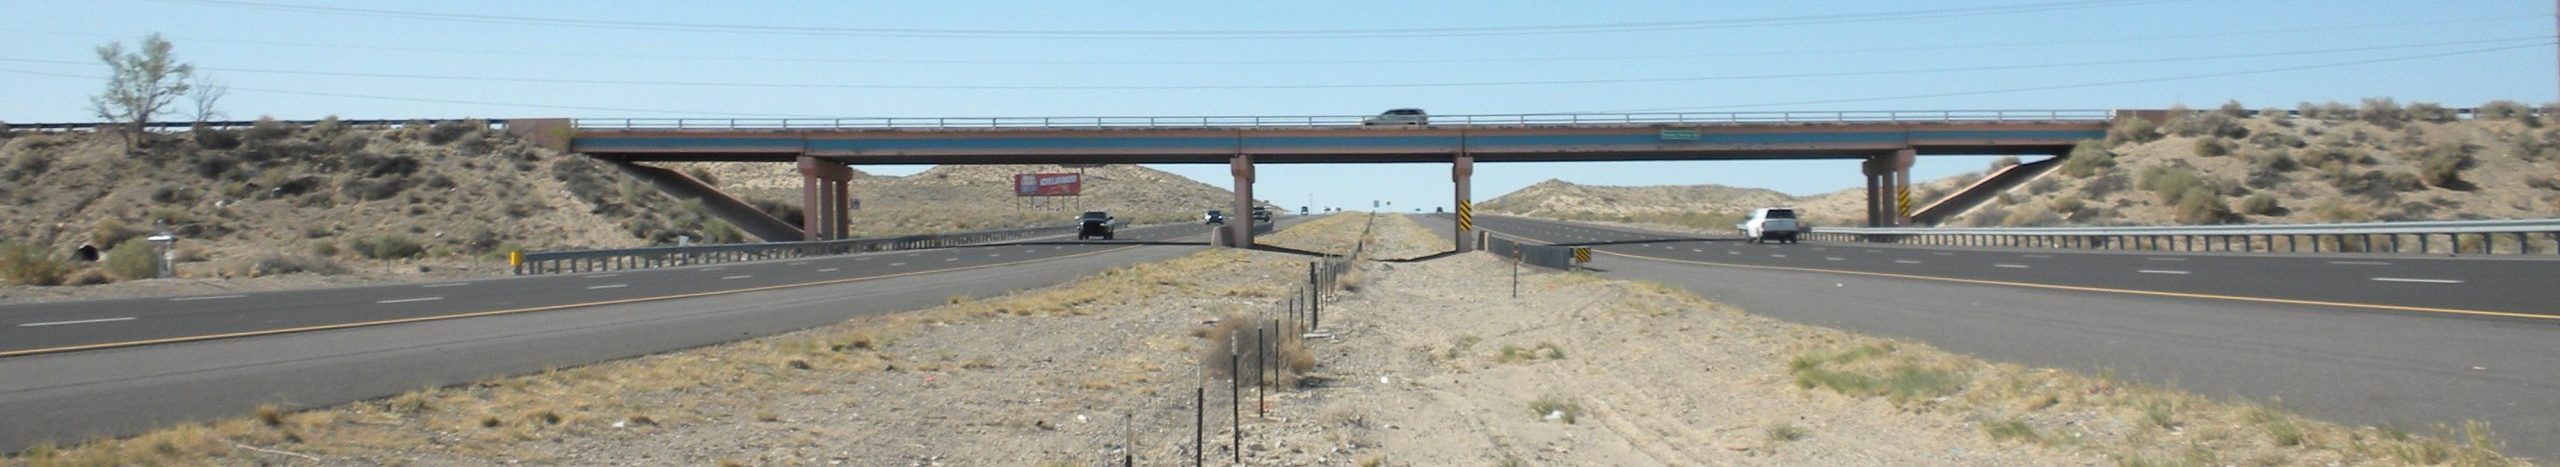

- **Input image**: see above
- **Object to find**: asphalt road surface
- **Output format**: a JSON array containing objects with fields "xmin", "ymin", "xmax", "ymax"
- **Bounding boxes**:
[
  {"xmin": 0, "ymin": 216, "xmax": 1306, "ymax": 451},
  {"xmin": 1417, "ymin": 213, "xmax": 2560, "ymax": 460}
]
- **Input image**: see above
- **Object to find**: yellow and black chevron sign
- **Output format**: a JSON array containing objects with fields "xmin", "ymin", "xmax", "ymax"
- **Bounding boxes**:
[
  {"xmin": 1457, "ymin": 200, "xmax": 1474, "ymax": 231},
  {"xmin": 1896, "ymin": 186, "xmax": 1913, "ymax": 216},
  {"xmin": 1572, "ymin": 247, "xmax": 1591, "ymax": 263}
]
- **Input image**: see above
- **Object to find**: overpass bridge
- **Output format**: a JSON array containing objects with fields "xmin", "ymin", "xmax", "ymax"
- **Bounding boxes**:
[{"xmin": 509, "ymin": 110, "xmax": 2116, "ymax": 249}]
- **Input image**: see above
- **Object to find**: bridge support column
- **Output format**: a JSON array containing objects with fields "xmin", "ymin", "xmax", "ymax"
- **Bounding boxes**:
[
  {"xmin": 1453, "ymin": 154, "xmax": 1475, "ymax": 252},
  {"xmin": 1228, "ymin": 154, "xmax": 1256, "ymax": 249},
  {"xmin": 1890, "ymin": 148, "xmax": 1915, "ymax": 226},
  {"xmin": 799, "ymin": 156, "xmax": 854, "ymax": 241}
]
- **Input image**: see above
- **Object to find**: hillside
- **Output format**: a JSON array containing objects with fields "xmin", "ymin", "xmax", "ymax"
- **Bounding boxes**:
[
  {"xmin": 660, "ymin": 162, "xmax": 1264, "ymax": 235},
  {"xmin": 1938, "ymin": 101, "xmax": 2560, "ymax": 227},
  {"xmin": 0, "ymin": 119, "xmax": 737, "ymax": 288},
  {"xmin": 1482, "ymin": 100, "xmax": 2560, "ymax": 231},
  {"xmin": 1477, "ymin": 179, "xmax": 1796, "ymax": 229}
]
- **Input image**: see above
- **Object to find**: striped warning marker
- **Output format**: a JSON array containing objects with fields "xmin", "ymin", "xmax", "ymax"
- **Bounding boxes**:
[
  {"xmin": 1573, "ymin": 247, "xmax": 1591, "ymax": 263},
  {"xmin": 1457, "ymin": 200, "xmax": 1474, "ymax": 231}
]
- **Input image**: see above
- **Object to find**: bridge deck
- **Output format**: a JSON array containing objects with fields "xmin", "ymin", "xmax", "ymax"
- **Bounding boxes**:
[{"xmin": 569, "ymin": 121, "xmax": 2107, "ymax": 164}]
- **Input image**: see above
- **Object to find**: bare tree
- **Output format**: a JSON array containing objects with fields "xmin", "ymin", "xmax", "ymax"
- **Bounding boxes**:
[
  {"xmin": 89, "ymin": 33, "xmax": 195, "ymax": 150},
  {"xmin": 187, "ymin": 77, "xmax": 228, "ymax": 126}
]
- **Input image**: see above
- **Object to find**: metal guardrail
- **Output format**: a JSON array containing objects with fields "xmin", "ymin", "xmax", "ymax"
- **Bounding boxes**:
[
  {"xmin": 511, "ymin": 224, "xmax": 1070, "ymax": 275},
  {"xmin": 566, "ymin": 110, "xmax": 2113, "ymax": 130},
  {"xmin": 1808, "ymin": 218, "xmax": 2560, "ymax": 256},
  {"xmin": 1482, "ymin": 232, "xmax": 1585, "ymax": 270}
]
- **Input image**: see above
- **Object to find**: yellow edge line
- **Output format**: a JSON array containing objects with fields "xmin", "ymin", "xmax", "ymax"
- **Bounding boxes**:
[
  {"xmin": 1591, "ymin": 249, "xmax": 2556, "ymax": 321},
  {"xmin": 1466, "ymin": 222, "xmax": 2554, "ymax": 321},
  {"xmin": 0, "ymin": 244, "xmax": 1155, "ymax": 358}
]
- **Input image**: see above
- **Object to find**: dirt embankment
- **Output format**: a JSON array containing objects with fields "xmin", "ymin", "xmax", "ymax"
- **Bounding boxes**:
[{"xmin": 8, "ymin": 212, "xmax": 2525, "ymax": 465}]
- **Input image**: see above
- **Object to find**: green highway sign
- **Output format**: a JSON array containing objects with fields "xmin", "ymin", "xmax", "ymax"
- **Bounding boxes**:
[{"xmin": 1659, "ymin": 128, "xmax": 1699, "ymax": 141}]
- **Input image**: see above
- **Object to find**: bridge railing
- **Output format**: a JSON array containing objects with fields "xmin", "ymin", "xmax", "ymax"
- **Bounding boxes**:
[
  {"xmin": 565, "ymin": 110, "xmax": 2114, "ymax": 130},
  {"xmin": 511, "ymin": 224, "xmax": 1071, "ymax": 275},
  {"xmin": 1808, "ymin": 218, "xmax": 2560, "ymax": 256},
  {"xmin": 4, "ymin": 118, "xmax": 506, "ymax": 132}
]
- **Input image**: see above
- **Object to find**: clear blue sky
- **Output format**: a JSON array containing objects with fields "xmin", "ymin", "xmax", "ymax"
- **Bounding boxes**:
[{"xmin": 4, "ymin": 0, "xmax": 2552, "ymax": 212}]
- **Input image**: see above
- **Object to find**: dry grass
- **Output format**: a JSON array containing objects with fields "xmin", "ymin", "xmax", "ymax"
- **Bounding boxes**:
[{"xmin": 1194, "ymin": 312, "xmax": 1316, "ymax": 387}]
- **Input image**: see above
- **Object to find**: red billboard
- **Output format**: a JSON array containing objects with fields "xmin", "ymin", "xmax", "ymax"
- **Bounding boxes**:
[{"xmin": 1014, "ymin": 173, "xmax": 1083, "ymax": 197}]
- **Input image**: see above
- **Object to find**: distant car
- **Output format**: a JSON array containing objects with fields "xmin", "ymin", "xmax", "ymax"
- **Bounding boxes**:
[
  {"xmin": 1204, "ymin": 210, "xmax": 1226, "ymax": 225},
  {"xmin": 1361, "ymin": 108, "xmax": 1428, "ymax": 126},
  {"xmin": 1077, "ymin": 211, "xmax": 1116, "ymax": 240},
  {"xmin": 1737, "ymin": 208, "xmax": 1800, "ymax": 244},
  {"xmin": 1250, "ymin": 207, "xmax": 1272, "ymax": 222}
]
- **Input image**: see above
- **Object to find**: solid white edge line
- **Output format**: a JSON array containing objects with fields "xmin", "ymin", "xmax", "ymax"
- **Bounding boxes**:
[
  {"xmin": 2329, "ymin": 261, "xmax": 2393, "ymax": 266},
  {"xmin": 586, "ymin": 284, "xmax": 627, "ymax": 290},
  {"xmin": 721, "ymin": 275, "xmax": 753, "ymax": 280},
  {"xmin": 1894, "ymin": 260, "xmax": 1923, "ymax": 264},
  {"xmin": 1994, "ymin": 264, "xmax": 2032, "ymax": 268},
  {"xmin": 422, "ymin": 282, "xmax": 472, "ymax": 288},
  {"xmin": 889, "ymin": 262, "xmax": 908, "ymax": 266},
  {"xmin": 2371, "ymin": 277, "xmax": 2464, "ymax": 284},
  {"xmin": 169, "ymin": 294, "xmax": 246, "ymax": 302},
  {"xmin": 817, "ymin": 268, "xmax": 841, "ymax": 272},
  {"xmin": 588, "ymin": 274, "xmax": 619, "ymax": 279},
  {"xmin": 17, "ymin": 317, "xmax": 137, "ymax": 327},
  {"xmin": 376, "ymin": 297, "xmax": 444, "ymax": 304},
  {"xmin": 2138, "ymin": 270, "xmax": 2192, "ymax": 275}
]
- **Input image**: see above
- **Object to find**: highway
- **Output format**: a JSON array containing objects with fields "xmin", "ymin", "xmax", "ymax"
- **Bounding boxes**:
[
  {"xmin": 0, "ymin": 217, "xmax": 1303, "ymax": 451},
  {"xmin": 1417, "ymin": 214, "xmax": 2560, "ymax": 459}
]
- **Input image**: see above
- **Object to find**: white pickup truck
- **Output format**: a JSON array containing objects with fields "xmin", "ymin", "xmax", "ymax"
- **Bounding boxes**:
[{"xmin": 1737, "ymin": 208, "xmax": 1801, "ymax": 244}]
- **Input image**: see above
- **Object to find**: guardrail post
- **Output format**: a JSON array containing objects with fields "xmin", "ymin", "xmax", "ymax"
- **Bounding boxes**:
[{"xmin": 2450, "ymin": 233, "xmax": 2464, "ymax": 255}]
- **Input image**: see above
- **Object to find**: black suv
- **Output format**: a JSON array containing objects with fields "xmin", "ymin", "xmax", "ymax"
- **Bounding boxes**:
[
  {"xmin": 1250, "ymin": 207, "xmax": 1272, "ymax": 223},
  {"xmin": 1077, "ymin": 211, "xmax": 1116, "ymax": 240}
]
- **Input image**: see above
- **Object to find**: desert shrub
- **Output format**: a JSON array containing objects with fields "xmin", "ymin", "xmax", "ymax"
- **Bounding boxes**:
[
  {"xmin": 91, "ymin": 219, "xmax": 144, "ymax": 247},
  {"xmin": 2528, "ymin": 176, "xmax": 2560, "ymax": 191},
  {"xmin": 308, "ymin": 240, "xmax": 339, "ymax": 257},
  {"xmin": 1195, "ymin": 313, "xmax": 1314, "ymax": 386},
  {"xmin": 6, "ymin": 151, "xmax": 51, "ymax": 179},
  {"xmin": 2331, "ymin": 170, "xmax": 2411, "ymax": 201},
  {"xmin": 2240, "ymin": 193, "xmax": 2283, "ymax": 215},
  {"xmin": 0, "ymin": 241, "xmax": 73, "ymax": 286},
  {"xmin": 460, "ymin": 226, "xmax": 503, "ymax": 254},
  {"xmin": 425, "ymin": 119, "xmax": 484, "ymax": 145},
  {"xmin": 453, "ymin": 132, "xmax": 498, "ymax": 156},
  {"xmin": 244, "ymin": 116, "xmax": 294, "ymax": 142},
  {"xmin": 2058, "ymin": 140, "xmax": 2114, "ymax": 177},
  {"xmin": 2191, "ymin": 137, "xmax": 2229, "ymax": 157},
  {"xmin": 1988, "ymin": 156, "xmax": 2020, "ymax": 171},
  {"xmin": 2166, "ymin": 111, "xmax": 2248, "ymax": 139},
  {"xmin": 229, "ymin": 253, "xmax": 346, "ymax": 277},
  {"xmin": 2083, "ymin": 173, "xmax": 2129, "ymax": 198},
  {"xmin": 421, "ymin": 173, "xmax": 457, "ymax": 190},
  {"xmin": 2357, "ymin": 97, "xmax": 2406, "ymax": 128},
  {"xmin": 747, "ymin": 197, "xmax": 806, "ymax": 226},
  {"xmin": 105, "ymin": 237, "xmax": 162, "ymax": 280},
  {"xmin": 2050, "ymin": 195, "xmax": 2084, "ymax": 214},
  {"xmin": 2246, "ymin": 131, "xmax": 2304, "ymax": 149},
  {"xmin": 2171, "ymin": 187, "xmax": 2230, "ymax": 224},
  {"xmin": 338, "ymin": 176, "xmax": 410, "ymax": 201},
  {"xmin": 353, "ymin": 235, "xmax": 426, "ymax": 260},
  {"xmin": 2299, "ymin": 145, "xmax": 2366, "ymax": 168},
  {"xmin": 190, "ymin": 125, "xmax": 241, "ymax": 150},
  {"xmin": 2406, "ymin": 102, "xmax": 2456, "ymax": 123},
  {"xmin": 2298, "ymin": 101, "xmax": 2354, "ymax": 120},
  {"xmin": 2141, "ymin": 166, "xmax": 2211, "ymax": 204},
  {"xmin": 323, "ymin": 131, "xmax": 369, "ymax": 155},
  {"xmin": 1965, "ymin": 207, "xmax": 2008, "ymax": 227},
  {"xmin": 188, "ymin": 151, "xmax": 242, "ymax": 180},
  {"xmin": 2104, "ymin": 118, "xmax": 2161, "ymax": 146},
  {"xmin": 2244, "ymin": 148, "xmax": 2297, "ymax": 173},
  {"xmin": 2001, "ymin": 208, "xmax": 2061, "ymax": 227},
  {"xmin": 2417, "ymin": 145, "xmax": 2472, "ymax": 188},
  {"xmin": 2478, "ymin": 100, "xmax": 2533, "ymax": 120},
  {"xmin": 2026, "ymin": 176, "xmax": 2060, "ymax": 194},
  {"xmin": 146, "ymin": 184, "xmax": 193, "ymax": 204},
  {"xmin": 686, "ymin": 167, "xmax": 720, "ymax": 186},
  {"xmin": 305, "ymin": 116, "xmax": 346, "ymax": 139}
]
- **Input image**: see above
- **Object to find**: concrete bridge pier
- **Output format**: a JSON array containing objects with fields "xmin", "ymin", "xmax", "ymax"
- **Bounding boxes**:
[
  {"xmin": 1228, "ymin": 154, "xmax": 1256, "ymax": 248},
  {"xmin": 1862, "ymin": 148, "xmax": 1916, "ymax": 227},
  {"xmin": 798, "ymin": 156, "xmax": 854, "ymax": 241},
  {"xmin": 1453, "ymin": 154, "xmax": 1475, "ymax": 252}
]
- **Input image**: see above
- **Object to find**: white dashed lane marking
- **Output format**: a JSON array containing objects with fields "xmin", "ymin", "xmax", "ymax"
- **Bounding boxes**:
[
  {"xmin": 1994, "ymin": 264, "xmax": 2031, "ymax": 269},
  {"xmin": 169, "ymin": 294, "xmax": 246, "ymax": 302},
  {"xmin": 1825, "ymin": 257, "xmax": 1845, "ymax": 261},
  {"xmin": 2137, "ymin": 270, "xmax": 2192, "ymax": 275},
  {"xmin": 721, "ymin": 275, "xmax": 753, "ymax": 280},
  {"xmin": 1895, "ymin": 260, "xmax": 1923, "ymax": 264},
  {"xmin": 587, "ymin": 284, "xmax": 627, "ymax": 290},
  {"xmin": 2146, "ymin": 257, "xmax": 2188, "ymax": 262},
  {"xmin": 588, "ymin": 274, "xmax": 620, "ymax": 279},
  {"xmin": 376, "ymin": 297, "xmax": 444, "ymax": 304},
  {"xmin": 17, "ymin": 317, "xmax": 136, "ymax": 327},
  {"xmin": 2329, "ymin": 261, "xmax": 2392, "ymax": 266},
  {"xmin": 422, "ymin": 282, "xmax": 472, "ymax": 288},
  {"xmin": 2370, "ymin": 277, "xmax": 2463, "ymax": 284},
  {"xmin": 818, "ymin": 268, "xmax": 840, "ymax": 272},
  {"xmin": 890, "ymin": 262, "xmax": 908, "ymax": 266}
]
